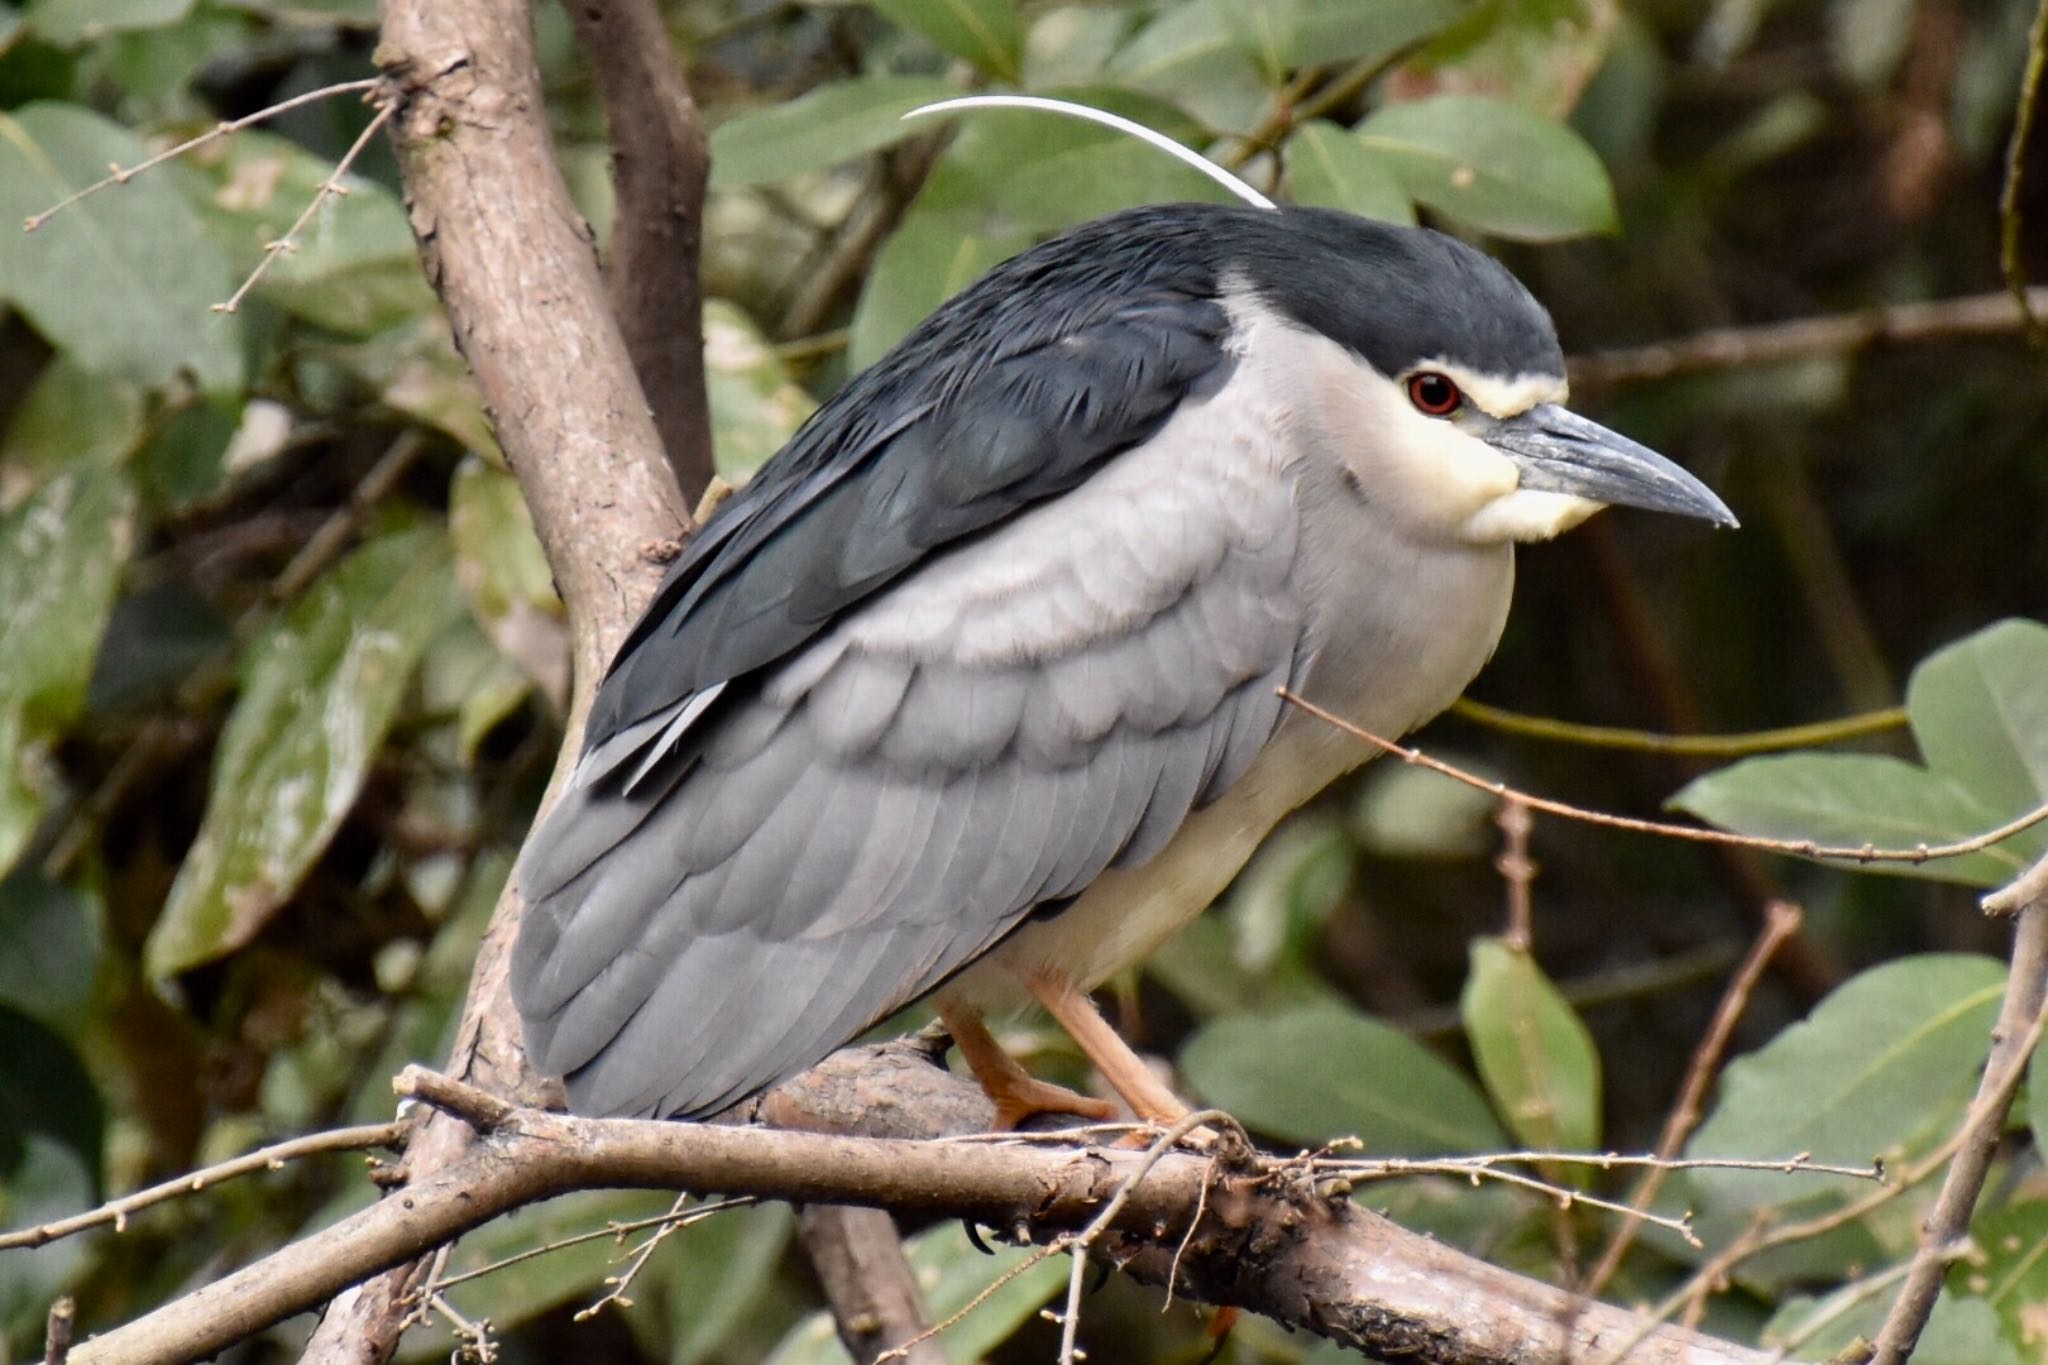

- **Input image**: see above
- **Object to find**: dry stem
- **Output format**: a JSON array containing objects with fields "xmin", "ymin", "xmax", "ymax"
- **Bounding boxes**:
[
  {"xmin": 1278, "ymin": 689, "xmax": 2048, "ymax": 870},
  {"xmin": 1585, "ymin": 901, "xmax": 1804, "ymax": 1294},
  {"xmin": 1869, "ymin": 855, "xmax": 2048, "ymax": 1361},
  {"xmin": 0, "ymin": 1121, "xmax": 406, "ymax": 1251}
]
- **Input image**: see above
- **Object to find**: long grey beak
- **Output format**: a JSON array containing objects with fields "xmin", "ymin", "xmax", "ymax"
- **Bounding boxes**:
[{"xmin": 1485, "ymin": 404, "xmax": 1738, "ymax": 528}]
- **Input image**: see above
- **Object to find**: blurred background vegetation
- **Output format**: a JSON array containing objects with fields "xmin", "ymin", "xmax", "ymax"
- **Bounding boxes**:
[{"xmin": 1, "ymin": 0, "xmax": 2046, "ymax": 1358}]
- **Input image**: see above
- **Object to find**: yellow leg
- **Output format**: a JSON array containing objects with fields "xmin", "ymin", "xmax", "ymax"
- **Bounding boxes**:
[
  {"xmin": 936, "ymin": 1000, "xmax": 1118, "ymax": 1130},
  {"xmin": 1027, "ymin": 974, "xmax": 1189, "ymax": 1125}
]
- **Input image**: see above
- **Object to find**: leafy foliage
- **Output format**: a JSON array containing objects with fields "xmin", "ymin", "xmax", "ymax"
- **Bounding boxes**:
[
  {"xmin": 1676, "ymin": 620, "xmax": 2048, "ymax": 885},
  {"xmin": 1, "ymin": 0, "xmax": 2045, "ymax": 1359}
]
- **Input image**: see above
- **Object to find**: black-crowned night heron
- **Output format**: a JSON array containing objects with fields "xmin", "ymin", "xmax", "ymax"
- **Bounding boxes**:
[{"xmin": 510, "ymin": 201, "xmax": 1735, "ymax": 1126}]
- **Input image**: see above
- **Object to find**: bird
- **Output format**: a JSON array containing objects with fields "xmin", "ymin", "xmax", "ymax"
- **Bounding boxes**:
[{"xmin": 508, "ymin": 199, "xmax": 1735, "ymax": 1127}]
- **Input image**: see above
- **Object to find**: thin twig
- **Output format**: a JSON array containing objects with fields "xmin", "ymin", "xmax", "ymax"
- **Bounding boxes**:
[
  {"xmin": 427, "ymin": 1292, "xmax": 498, "ymax": 1363},
  {"xmin": 1056, "ymin": 1110, "xmax": 1236, "ymax": 1365},
  {"xmin": 1315, "ymin": 1150, "xmax": 1876, "ymax": 1182},
  {"xmin": 0, "ymin": 1121, "xmax": 407, "ymax": 1251},
  {"xmin": 877, "ymin": 1114, "xmax": 1240, "ymax": 1364},
  {"xmin": 1449, "ymin": 697, "xmax": 1907, "ymax": 757},
  {"xmin": 873, "ymin": 1238, "xmax": 1067, "ymax": 1363},
  {"xmin": 1999, "ymin": 0, "xmax": 2048, "ymax": 344},
  {"xmin": 1497, "ymin": 798, "xmax": 1536, "ymax": 950},
  {"xmin": 1343, "ymin": 1163, "xmax": 1703, "ymax": 1246},
  {"xmin": 1984, "ymin": 850, "xmax": 2048, "ymax": 915},
  {"xmin": 574, "ymin": 1193, "xmax": 693, "ymax": 1321},
  {"xmin": 213, "ymin": 100, "xmax": 395, "ymax": 314},
  {"xmin": 21, "ymin": 78, "xmax": 381, "ymax": 232},
  {"xmin": 43, "ymin": 1296, "xmax": 75, "ymax": 1365},
  {"xmin": 1585, "ymin": 901, "xmax": 1804, "ymax": 1295},
  {"xmin": 1163, "ymin": 1155, "xmax": 1218, "ymax": 1312},
  {"xmin": 263, "ymin": 429, "xmax": 433, "ymax": 610},
  {"xmin": 431, "ymin": 1197, "xmax": 753, "ymax": 1294},
  {"xmin": 1870, "ymin": 861, "xmax": 2048, "ymax": 1362},
  {"xmin": 1277, "ymin": 689, "xmax": 2048, "ymax": 869},
  {"xmin": 1568, "ymin": 286, "xmax": 2048, "ymax": 387}
]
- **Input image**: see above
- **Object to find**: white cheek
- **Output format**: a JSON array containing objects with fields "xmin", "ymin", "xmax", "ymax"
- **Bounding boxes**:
[
  {"xmin": 1461, "ymin": 489, "xmax": 1605, "ymax": 543},
  {"xmin": 1415, "ymin": 418, "xmax": 1520, "ymax": 512}
]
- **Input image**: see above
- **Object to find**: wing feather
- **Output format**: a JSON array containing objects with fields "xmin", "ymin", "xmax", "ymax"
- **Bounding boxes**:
[{"xmin": 512, "ymin": 231, "xmax": 1321, "ymax": 1118}]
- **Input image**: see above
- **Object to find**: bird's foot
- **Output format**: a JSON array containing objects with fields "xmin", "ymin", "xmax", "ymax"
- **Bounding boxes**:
[{"xmin": 987, "ymin": 1075, "xmax": 1120, "ymax": 1131}]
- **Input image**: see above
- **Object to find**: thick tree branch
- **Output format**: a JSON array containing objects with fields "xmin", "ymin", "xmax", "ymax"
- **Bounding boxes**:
[
  {"xmin": 1568, "ymin": 285, "xmax": 2048, "ymax": 387},
  {"xmin": 1870, "ymin": 854, "xmax": 2048, "ymax": 1363},
  {"xmin": 565, "ymin": 0, "xmax": 717, "ymax": 502},
  {"xmin": 798, "ymin": 1206, "xmax": 947, "ymax": 1365},
  {"xmin": 67, "ymin": 1059, "xmax": 1769, "ymax": 1365},
  {"xmin": 300, "ymin": 1, "xmax": 692, "ymax": 1357}
]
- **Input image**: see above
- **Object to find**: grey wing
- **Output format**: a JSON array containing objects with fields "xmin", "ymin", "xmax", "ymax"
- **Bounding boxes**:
[{"xmin": 511, "ymin": 408, "xmax": 1310, "ymax": 1120}]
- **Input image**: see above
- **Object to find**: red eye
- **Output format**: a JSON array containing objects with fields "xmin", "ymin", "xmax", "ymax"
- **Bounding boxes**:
[{"xmin": 1407, "ymin": 372, "xmax": 1462, "ymax": 416}]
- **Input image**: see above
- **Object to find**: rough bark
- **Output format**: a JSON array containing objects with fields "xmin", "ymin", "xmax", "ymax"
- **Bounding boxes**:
[
  {"xmin": 301, "ymin": 1, "xmax": 690, "ymax": 1357},
  {"xmin": 564, "ymin": 0, "xmax": 717, "ymax": 503},
  {"xmin": 797, "ymin": 1205, "xmax": 948, "ymax": 1365},
  {"xmin": 69, "ymin": 1058, "xmax": 1770, "ymax": 1365}
]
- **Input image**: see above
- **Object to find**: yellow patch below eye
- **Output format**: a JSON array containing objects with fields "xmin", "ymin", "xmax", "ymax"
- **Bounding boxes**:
[{"xmin": 1462, "ymin": 489, "xmax": 1605, "ymax": 543}]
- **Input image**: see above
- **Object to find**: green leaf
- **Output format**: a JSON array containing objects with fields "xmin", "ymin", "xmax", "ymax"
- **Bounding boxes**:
[
  {"xmin": 1765, "ymin": 1287, "xmax": 2020, "ymax": 1365},
  {"xmin": 450, "ymin": 457, "xmax": 559, "ymax": 628},
  {"xmin": 146, "ymin": 525, "xmax": 460, "ymax": 978},
  {"xmin": 1686, "ymin": 954, "xmax": 2005, "ymax": 1215},
  {"xmin": 0, "ymin": 356, "xmax": 143, "ymax": 484},
  {"xmin": 1906, "ymin": 619, "xmax": 2048, "ymax": 825},
  {"xmin": 1221, "ymin": 0, "xmax": 1297, "ymax": 81},
  {"xmin": 85, "ymin": 582, "xmax": 233, "ymax": 714},
  {"xmin": 0, "ymin": 1136, "xmax": 96, "ymax": 1340},
  {"xmin": 1351, "ymin": 757, "xmax": 1497, "ymax": 858},
  {"xmin": 1672, "ymin": 754, "xmax": 2032, "ymax": 887},
  {"xmin": 703, "ymin": 299, "xmax": 818, "ymax": 478},
  {"xmin": 708, "ymin": 76, "xmax": 960, "ymax": 189},
  {"xmin": 1967, "ymin": 1200, "xmax": 2048, "ymax": 1352},
  {"xmin": 1224, "ymin": 817, "xmax": 1352, "ymax": 975},
  {"xmin": 1461, "ymin": 938, "xmax": 1602, "ymax": 1152},
  {"xmin": 0, "ymin": 461, "xmax": 139, "ymax": 876},
  {"xmin": 0, "ymin": 102, "xmax": 244, "ymax": 389},
  {"xmin": 1287, "ymin": 0, "xmax": 1465, "ymax": 70},
  {"xmin": 1107, "ymin": 0, "xmax": 1270, "ymax": 131},
  {"xmin": 1283, "ymin": 120, "xmax": 1415, "ymax": 224},
  {"xmin": 765, "ymin": 1220, "xmax": 1066, "ymax": 1365},
  {"xmin": 1674, "ymin": 619, "xmax": 2048, "ymax": 886},
  {"xmin": 1182, "ymin": 1004, "xmax": 1507, "ymax": 1154},
  {"xmin": 666, "ymin": 1203, "xmax": 798, "ymax": 1365},
  {"xmin": 0, "ymin": 1006, "xmax": 101, "ymax": 1180},
  {"xmin": 1222, "ymin": 0, "xmax": 1462, "ymax": 80},
  {"xmin": 849, "ymin": 204, "xmax": 1031, "ymax": 371},
  {"xmin": 872, "ymin": 0, "xmax": 1020, "ymax": 80},
  {"xmin": 2033, "ymin": 1034, "xmax": 2048, "ymax": 1170},
  {"xmin": 0, "ymin": 872, "xmax": 102, "ymax": 1032},
  {"xmin": 1827, "ymin": 0, "xmax": 1915, "ymax": 87},
  {"xmin": 23, "ymin": 0, "xmax": 191, "ymax": 46},
  {"xmin": 1357, "ymin": 94, "xmax": 1618, "ymax": 240},
  {"xmin": 418, "ymin": 614, "xmax": 537, "ymax": 766},
  {"xmin": 334, "ymin": 318, "xmax": 499, "ymax": 457},
  {"xmin": 1145, "ymin": 912, "xmax": 1343, "ymax": 1019}
]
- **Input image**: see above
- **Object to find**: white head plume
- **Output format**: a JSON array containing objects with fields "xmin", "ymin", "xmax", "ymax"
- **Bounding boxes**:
[{"xmin": 901, "ymin": 94, "xmax": 1276, "ymax": 210}]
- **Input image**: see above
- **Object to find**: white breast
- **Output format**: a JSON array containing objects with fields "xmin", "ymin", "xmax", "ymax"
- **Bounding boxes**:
[{"xmin": 956, "ymin": 302, "xmax": 1517, "ymax": 1005}]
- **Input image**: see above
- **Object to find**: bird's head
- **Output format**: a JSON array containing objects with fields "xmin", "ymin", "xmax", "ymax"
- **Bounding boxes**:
[{"xmin": 1234, "ymin": 208, "xmax": 1737, "ymax": 545}]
